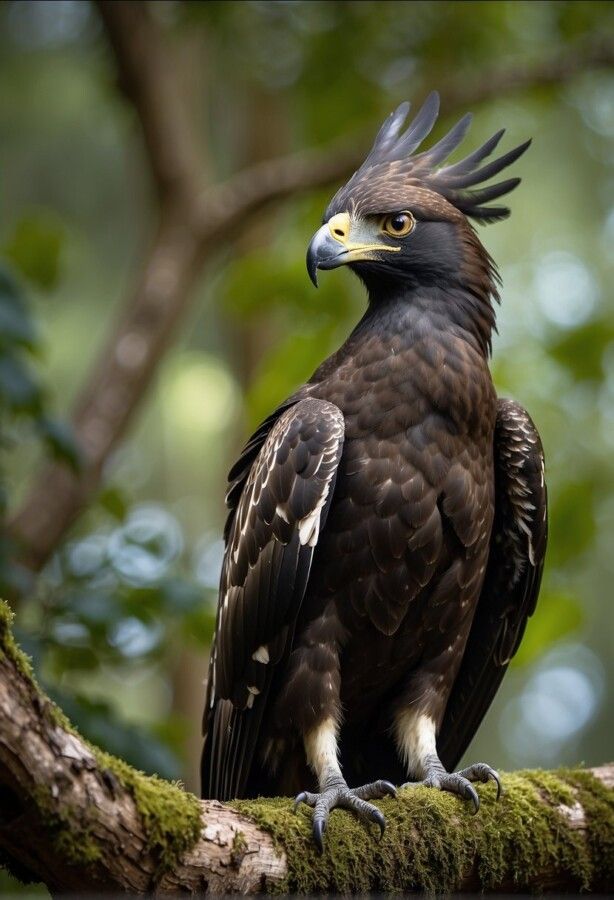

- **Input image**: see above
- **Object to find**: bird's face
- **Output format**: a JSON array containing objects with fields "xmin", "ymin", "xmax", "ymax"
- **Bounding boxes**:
[
  {"xmin": 306, "ymin": 200, "xmax": 462, "ymax": 291},
  {"xmin": 307, "ymin": 91, "xmax": 528, "ymax": 310}
]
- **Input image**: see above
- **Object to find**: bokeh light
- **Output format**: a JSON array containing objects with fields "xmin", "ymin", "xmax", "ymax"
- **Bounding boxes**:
[{"xmin": 500, "ymin": 643, "xmax": 606, "ymax": 766}]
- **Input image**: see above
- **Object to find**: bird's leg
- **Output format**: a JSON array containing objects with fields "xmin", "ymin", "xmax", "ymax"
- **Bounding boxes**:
[
  {"xmin": 394, "ymin": 709, "xmax": 500, "ymax": 812},
  {"xmin": 294, "ymin": 716, "xmax": 396, "ymax": 852}
]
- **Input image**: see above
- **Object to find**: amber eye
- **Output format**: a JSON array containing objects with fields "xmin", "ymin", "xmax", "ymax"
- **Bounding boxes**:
[{"xmin": 382, "ymin": 212, "xmax": 415, "ymax": 238}]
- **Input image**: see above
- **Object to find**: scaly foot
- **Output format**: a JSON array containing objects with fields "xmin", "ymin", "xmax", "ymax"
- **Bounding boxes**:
[
  {"xmin": 402, "ymin": 761, "xmax": 501, "ymax": 813},
  {"xmin": 294, "ymin": 776, "xmax": 396, "ymax": 852}
]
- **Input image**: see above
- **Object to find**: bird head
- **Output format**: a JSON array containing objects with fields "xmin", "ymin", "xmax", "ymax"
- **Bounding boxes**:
[{"xmin": 307, "ymin": 91, "xmax": 530, "ymax": 301}]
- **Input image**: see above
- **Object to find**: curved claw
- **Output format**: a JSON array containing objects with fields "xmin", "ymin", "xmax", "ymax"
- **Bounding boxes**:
[
  {"xmin": 294, "ymin": 779, "xmax": 391, "ymax": 851},
  {"xmin": 465, "ymin": 783, "xmax": 480, "ymax": 814},
  {"xmin": 293, "ymin": 791, "xmax": 308, "ymax": 813},
  {"xmin": 490, "ymin": 770, "xmax": 502, "ymax": 801},
  {"xmin": 456, "ymin": 762, "xmax": 502, "ymax": 804},
  {"xmin": 407, "ymin": 761, "xmax": 500, "ymax": 813},
  {"xmin": 371, "ymin": 807, "xmax": 386, "ymax": 837},
  {"xmin": 380, "ymin": 780, "xmax": 397, "ymax": 798},
  {"xmin": 312, "ymin": 817, "xmax": 325, "ymax": 854},
  {"xmin": 353, "ymin": 778, "xmax": 398, "ymax": 801}
]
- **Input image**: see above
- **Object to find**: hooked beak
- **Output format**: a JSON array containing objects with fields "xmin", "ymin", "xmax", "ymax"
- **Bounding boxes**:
[
  {"xmin": 306, "ymin": 212, "xmax": 400, "ymax": 287},
  {"xmin": 306, "ymin": 224, "xmax": 346, "ymax": 287}
]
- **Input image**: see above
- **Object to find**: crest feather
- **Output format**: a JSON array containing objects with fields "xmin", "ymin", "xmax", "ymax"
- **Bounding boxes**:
[{"xmin": 326, "ymin": 91, "xmax": 530, "ymax": 225}]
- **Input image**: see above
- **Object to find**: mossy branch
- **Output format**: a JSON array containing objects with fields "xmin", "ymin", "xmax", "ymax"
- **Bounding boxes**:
[{"xmin": 0, "ymin": 600, "xmax": 612, "ymax": 894}]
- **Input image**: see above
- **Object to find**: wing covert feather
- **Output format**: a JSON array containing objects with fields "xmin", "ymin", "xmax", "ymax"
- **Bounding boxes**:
[{"xmin": 438, "ymin": 398, "xmax": 547, "ymax": 770}]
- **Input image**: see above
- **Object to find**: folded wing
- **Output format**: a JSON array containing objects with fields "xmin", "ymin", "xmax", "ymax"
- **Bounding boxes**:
[
  {"xmin": 201, "ymin": 397, "xmax": 345, "ymax": 800},
  {"xmin": 438, "ymin": 398, "xmax": 548, "ymax": 770}
]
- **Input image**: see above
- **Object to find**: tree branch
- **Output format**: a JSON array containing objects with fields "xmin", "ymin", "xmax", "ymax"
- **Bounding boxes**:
[
  {"xmin": 193, "ymin": 32, "xmax": 614, "ymax": 239},
  {"xmin": 8, "ymin": 17, "xmax": 614, "ymax": 582},
  {"xmin": 434, "ymin": 34, "xmax": 614, "ymax": 109},
  {"xmin": 0, "ymin": 602, "xmax": 612, "ymax": 894},
  {"xmin": 97, "ymin": 0, "xmax": 204, "ymax": 204},
  {"xmin": 0, "ymin": 604, "xmax": 284, "ymax": 893}
]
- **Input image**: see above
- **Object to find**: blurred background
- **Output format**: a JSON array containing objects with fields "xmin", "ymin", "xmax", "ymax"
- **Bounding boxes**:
[{"xmin": 0, "ymin": 0, "xmax": 613, "ymax": 892}]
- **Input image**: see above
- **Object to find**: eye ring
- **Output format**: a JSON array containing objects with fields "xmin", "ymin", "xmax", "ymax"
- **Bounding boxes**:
[{"xmin": 382, "ymin": 211, "xmax": 415, "ymax": 238}]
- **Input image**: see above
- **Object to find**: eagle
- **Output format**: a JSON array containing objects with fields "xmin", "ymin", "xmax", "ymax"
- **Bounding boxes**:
[{"xmin": 201, "ymin": 91, "xmax": 548, "ymax": 851}]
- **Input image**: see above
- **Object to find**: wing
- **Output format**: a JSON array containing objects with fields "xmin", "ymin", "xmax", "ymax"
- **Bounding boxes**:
[
  {"xmin": 223, "ymin": 395, "xmax": 302, "ymax": 542},
  {"xmin": 438, "ymin": 398, "xmax": 548, "ymax": 771},
  {"xmin": 201, "ymin": 397, "xmax": 345, "ymax": 800}
]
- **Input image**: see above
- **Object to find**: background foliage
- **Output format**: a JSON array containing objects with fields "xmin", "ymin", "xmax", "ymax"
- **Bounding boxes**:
[{"xmin": 0, "ymin": 1, "xmax": 613, "ymax": 892}]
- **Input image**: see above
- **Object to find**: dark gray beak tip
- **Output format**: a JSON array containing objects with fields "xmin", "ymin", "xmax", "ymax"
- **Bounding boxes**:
[{"xmin": 306, "ymin": 246, "xmax": 319, "ymax": 288}]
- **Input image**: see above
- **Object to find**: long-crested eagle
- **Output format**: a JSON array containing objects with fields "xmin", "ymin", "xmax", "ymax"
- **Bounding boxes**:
[{"xmin": 201, "ymin": 91, "xmax": 548, "ymax": 850}]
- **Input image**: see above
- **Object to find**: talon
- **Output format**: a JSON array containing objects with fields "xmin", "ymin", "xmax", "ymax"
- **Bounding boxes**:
[
  {"xmin": 408, "ymin": 759, "xmax": 500, "ymax": 813},
  {"xmin": 381, "ymin": 780, "xmax": 397, "ymax": 798},
  {"xmin": 293, "ymin": 791, "xmax": 307, "ymax": 812},
  {"xmin": 371, "ymin": 807, "xmax": 386, "ymax": 837},
  {"xmin": 466, "ymin": 783, "xmax": 480, "ymax": 814},
  {"xmin": 313, "ymin": 818, "xmax": 325, "ymax": 854},
  {"xmin": 294, "ymin": 778, "xmax": 391, "ymax": 850}
]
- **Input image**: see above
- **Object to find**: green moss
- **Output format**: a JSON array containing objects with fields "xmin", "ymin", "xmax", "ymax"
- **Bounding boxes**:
[
  {"xmin": 233, "ymin": 769, "xmax": 611, "ymax": 894},
  {"xmin": 94, "ymin": 751, "xmax": 203, "ymax": 876},
  {"xmin": 25, "ymin": 782, "xmax": 103, "ymax": 873},
  {"xmin": 231, "ymin": 829, "xmax": 248, "ymax": 868},
  {"xmin": 0, "ymin": 599, "xmax": 203, "ymax": 881},
  {"xmin": 0, "ymin": 600, "xmax": 39, "ymax": 686},
  {"xmin": 565, "ymin": 768, "xmax": 614, "ymax": 890}
]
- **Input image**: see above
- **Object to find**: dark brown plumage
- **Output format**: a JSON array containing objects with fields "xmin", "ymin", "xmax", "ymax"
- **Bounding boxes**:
[{"xmin": 201, "ymin": 91, "xmax": 547, "ymax": 850}]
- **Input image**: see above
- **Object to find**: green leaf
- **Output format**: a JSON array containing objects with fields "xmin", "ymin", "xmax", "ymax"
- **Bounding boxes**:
[
  {"xmin": 48, "ymin": 643, "xmax": 101, "ymax": 673},
  {"xmin": 118, "ymin": 585, "xmax": 161, "ymax": 619},
  {"xmin": 98, "ymin": 486, "xmax": 129, "ymax": 521},
  {"xmin": 0, "ymin": 267, "xmax": 38, "ymax": 350},
  {"xmin": 0, "ymin": 352, "xmax": 43, "ymax": 412},
  {"xmin": 181, "ymin": 604, "xmax": 217, "ymax": 646},
  {"xmin": 548, "ymin": 480, "xmax": 596, "ymax": 568},
  {"xmin": 512, "ymin": 590, "xmax": 584, "ymax": 668},
  {"xmin": 548, "ymin": 319, "xmax": 614, "ymax": 383},
  {"xmin": 4, "ymin": 212, "xmax": 65, "ymax": 292},
  {"xmin": 36, "ymin": 415, "xmax": 82, "ymax": 471}
]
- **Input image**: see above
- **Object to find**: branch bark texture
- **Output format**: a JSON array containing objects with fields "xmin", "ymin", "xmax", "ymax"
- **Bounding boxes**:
[
  {"xmin": 8, "ymin": 7, "xmax": 614, "ymax": 578},
  {"xmin": 0, "ymin": 603, "xmax": 612, "ymax": 894}
]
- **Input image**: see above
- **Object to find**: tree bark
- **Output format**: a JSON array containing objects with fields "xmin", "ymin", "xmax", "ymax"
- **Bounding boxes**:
[
  {"xmin": 7, "ymin": 8, "xmax": 614, "ymax": 580},
  {"xmin": 0, "ymin": 603, "xmax": 612, "ymax": 895}
]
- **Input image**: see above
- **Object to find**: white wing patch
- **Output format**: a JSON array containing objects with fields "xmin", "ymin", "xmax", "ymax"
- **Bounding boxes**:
[
  {"xmin": 297, "ymin": 441, "xmax": 340, "ymax": 547},
  {"xmin": 298, "ymin": 507, "xmax": 323, "ymax": 546},
  {"xmin": 252, "ymin": 644, "xmax": 270, "ymax": 664},
  {"xmin": 275, "ymin": 503, "xmax": 290, "ymax": 523},
  {"xmin": 246, "ymin": 684, "xmax": 261, "ymax": 709}
]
